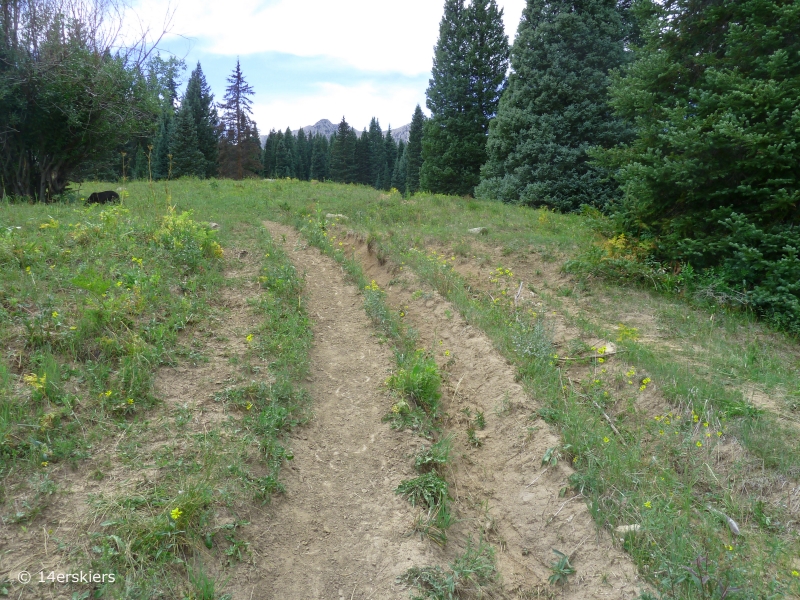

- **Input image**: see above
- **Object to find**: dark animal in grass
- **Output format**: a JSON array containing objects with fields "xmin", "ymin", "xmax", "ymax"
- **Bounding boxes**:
[{"xmin": 86, "ymin": 190, "xmax": 120, "ymax": 205}]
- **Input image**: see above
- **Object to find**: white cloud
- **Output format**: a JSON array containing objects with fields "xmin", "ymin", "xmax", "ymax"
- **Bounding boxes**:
[
  {"xmin": 253, "ymin": 81, "xmax": 427, "ymax": 133},
  {"xmin": 129, "ymin": 0, "xmax": 527, "ymax": 76}
]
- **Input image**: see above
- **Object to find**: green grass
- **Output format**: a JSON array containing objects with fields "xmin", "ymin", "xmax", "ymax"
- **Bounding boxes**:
[
  {"xmin": 4, "ymin": 178, "xmax": 799, "ymax": 598},
  {"xmin": 0, "ymin": 190, "xmax": 313, "ymax": 598}
]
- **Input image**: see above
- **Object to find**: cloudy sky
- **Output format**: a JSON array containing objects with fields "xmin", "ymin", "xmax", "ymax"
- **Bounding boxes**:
[{"xmin": 126, "ymin": 0, "xmax": 527, "ymax": 133}]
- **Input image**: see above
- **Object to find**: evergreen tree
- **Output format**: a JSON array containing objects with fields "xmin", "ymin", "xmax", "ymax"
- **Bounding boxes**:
[
  {"xmin": 152, "ymin": 109, "xmax": 173, "ymax": 179},
  {"xmin": 420, "ymin": 0, "xmax": 509, "ymax": 196},
  {"xmin": 355, "ymin": 130, "xmax": 372, "ymax": 185},
  {"xmin": 217, "ymin": 59, "xmax": 261, "ymax": 179},
  {"xmin": 367, "ymin": 118, "xmax": 385, "ymax": 188},
  {"xmin": 262, "ymin": 129, "xmax": 279, "ymax": 177},
  {"xmin": 392, "ymin": 142, "xmax": 408, "ymax": 193},
  {"xmin": 183, "ymin": 62, "xmax": 219, "ymax": 178},
  {"xmin": 384, "ymin": 128, "xmax": 397, "ymax": 191},
  {"xmin": 169, "ymin": 103, "xmax": 205, "ymax": 178},
  {"xmin": 310, "ymin": 135, "xmax": 329, "ymax": 181},
  {"xmin": 275, "ymin": 137, "xmax": 291, "ymax": 178},
  {"xmin": 477, "ymin": 0, "xmax": 631, "ymax": 210},
  {"xmin": 296, "ymin": 128, "xmax": 309, "ymax": 180},
  {"xmin": 406, "ymin": 105, "xmax": 425, "ymax": 195},
  {"xmin": 597, "ymin": 0, "xmax": 800, "ymax": 330},
  {"xmin": 283, "ymin": 127, "xmax": 296, "ymax": 178},
  {"xmin": 329, "ymin": 117, "xmax": 357, "ymax": 183}
]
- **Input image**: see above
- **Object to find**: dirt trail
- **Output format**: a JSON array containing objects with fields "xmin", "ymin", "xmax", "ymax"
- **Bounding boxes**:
[
  {"xmin": 342, "ymin": 237, "xmax": 645, "ymax": 598},
  {"xmin": 246, "ymin": 222, "xmax": 437, "ymax": 600}
]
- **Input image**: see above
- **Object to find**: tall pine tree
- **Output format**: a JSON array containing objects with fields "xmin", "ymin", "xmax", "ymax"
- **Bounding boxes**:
[
  {"xmin": 310, "ymin": 134, "xmax": 330, "ymax": 181},
  {"xmin": 420, "ymin": 0, "xmax": 509, "ymax": 196},
  {"xmin": 329, "ymin": 117, "xmax": 357, "ymax": 183},
  {"xmin": 597, "ymin": 0, "xmax": 800, "ymax": 331},
  {"xmin": 392, "ymin": 141, "xmax": 408, "ymax": 193},
  {"xmin": 406, "ymin": 105, "xmax": 425, "ymax": 195},
  {"xmin": 477, "ymin": 0, "xmax": 631, "ymax": 210},
  {"xmin": 217, "ymin": 59, "xmax": 261, "ymax": 179},
  {"xmin": 169, "ymin": 103, "xmax": 205, "ymax": 178},
  {"xmin": 183, "ymin": 62, "xmax": 219, "ymax": 178}
]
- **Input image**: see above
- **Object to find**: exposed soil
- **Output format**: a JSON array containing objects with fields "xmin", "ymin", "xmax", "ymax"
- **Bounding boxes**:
[
  {"xmin": 329, "ymin": 233, "xmax": 646, "ymax": 598},
  {"xmin": 239, "ymin": 222, "xmax": 438, "ymax": 600}
]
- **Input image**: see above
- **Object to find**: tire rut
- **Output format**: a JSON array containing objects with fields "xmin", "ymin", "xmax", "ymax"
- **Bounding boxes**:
[
  {"xmin": 343, "ymin": 236, "xmax": 646, "ymax": 598},
  {"xmin": 248, "ymin": 222, "xmax": 438, "ymax": 600}
]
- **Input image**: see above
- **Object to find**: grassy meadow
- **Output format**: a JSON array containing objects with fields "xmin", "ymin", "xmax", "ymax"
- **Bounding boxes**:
[{"xmin": 1, "ymin": 178, "xmax": 799, "ymax": 598}]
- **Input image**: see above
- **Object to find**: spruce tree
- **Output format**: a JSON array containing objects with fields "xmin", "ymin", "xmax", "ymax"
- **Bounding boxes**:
[
  {"xmin": 152, "ymin": 109, "xmax": 173, "ymax": 179},
  {"xmin": 392, "ymin": 142, "xmax": 408, "ymax": 193},
  {"xmin": 169, "ymin": 103, "xmax": 205, "ymax": 178},
  {"xmin": 262, "ymin": 129, "xmax": 278, "ymax": 177},
  {"xmin": 283, "ymin": 128, "xmax": 296, "ymax": 178},
  {"xmin": 406, "ymin": 105, "xmax": 425, "ymax": 195},
  {"xmin": 477, "ymin": 0, "xmax": 631, "ymax": 210},
  {"xmin": 384, "ymin": 128, "xmax": 397, "ymax": 191},
  {"xmin": 367, "ymin": 118, "xmax": 385, "ymax": 188},
  {"xmin": 183, "ymin": 62, "xmax": 219, "ymax": 178},
  {"xmin": 275, "ymin": 138, "xmax": 291, "ymax": 178},
  {"xmin": 310, "ymin": 134, "xmax": 330, "ymax": 181},
  {"xmin": 597, "ymin": 0, "xmax": 800, "ymax": 330},
  {"xmin": 420, "ymin": 0, "xmax": 509, "ymax": 196},
  {"xmin": 355, "ymin": 130, "xmax": 372, "ymax": 185},
  {"xmin": 329, "ymin": 117, "xmax": 356, "ymax": 183},
  {"xmin": 217, "ymin": 59, "xmax": 261, "ymax": 179},
  {"xmin": 296, "ymin": 128, "xmax": 309, "ymax": 180}
]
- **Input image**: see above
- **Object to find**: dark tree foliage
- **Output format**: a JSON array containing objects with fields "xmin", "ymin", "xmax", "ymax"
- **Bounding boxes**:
[
  {"xmin": 274, "ymin": 137, "xmax": 291, "ymax": 178},
  {"xmin": 368, "ymin": 118, "xmax": 385, "ymax": 188},
  {"xmin": 310, "ymin": 134, "xmax": 329, "ymax": 181},
  {"xmin": 169, "ymin": 103, "xmax": 205, "ymax": 178},
  {"xmin": 329, "ymin": 117, "xmax": 357, "ymax": 183},
  {"xmin": 217, "ymin": 59, "xmax": 261, "ymax": 179},
  {"xmin": 152, "ymin": 109, "xmax": 173, "ymax": 180},
  {"xmin": 596, "ymin": 0, "xmax": 800, "ymax": 331},
  {"xmin": 295, "ymin": 128, "xmax": 309, "ymax": 180},
  {"xmin": 354, "ymin": 130, "xmax": 371, "ymax": 186},
  {"xmin": 405, "ymin": 105, "xmax": 425, "ymax": 195},
  {"xmin": 183, "ymin": 62, "xmax": 219, "ymax": 178},
  {"xmin": 261, "ymin": 129, "xmax": 278, "ymax": 177},
  {"xmin": 282, "ymin": 128, "xmax": 296, "ymax": 178},
  {"xmin": 392, "ymin": 141, "xmax": 408, "ymax": 193},
  {"xmin": 0, "ymin": 0, "xmax": 159, "ymax": 199},
  {"xmin": 477, "ymin": 0, "xmax": 631, "ymax": 211},
  {"xmin": 384, "ymin": 127, "xmax": 397, "ymax": 191},
  {"xmin": 131, "ymin": 145, "xmax": 147, "ymax": 180},
  {"xmin": 420, "ymin": 0, "xmax": 509, "ymax": 196}
]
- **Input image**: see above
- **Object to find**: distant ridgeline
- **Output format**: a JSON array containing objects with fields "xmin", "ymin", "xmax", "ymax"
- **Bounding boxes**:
[{"xmin": 260, "ymin": 120, "xmax": 411, "ymax": 147}]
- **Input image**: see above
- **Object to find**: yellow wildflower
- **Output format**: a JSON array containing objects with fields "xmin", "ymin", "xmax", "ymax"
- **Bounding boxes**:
[{"xmin": 170, "ymin": 508, "xmax": 182, "ymax": 521}]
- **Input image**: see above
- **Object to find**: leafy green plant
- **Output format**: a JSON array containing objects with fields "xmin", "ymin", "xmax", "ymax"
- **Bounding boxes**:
[
  {"xmin": 387, "ymin": 351, "xmax": 442, "ymax": 419},
  {"xmin": 414, "ymin": 436, "xmax": 453, "ymax": 473},
  {"xmin": 401, "ymin": 536, "xmax": 498, "ymax": 599},
  {"xmin": 396, "ymin": 472, "xmax": 448, "ymax": 513},
  {"xmin": 548, "ymin": 549, "xmax": 575, "ymax": 586}
]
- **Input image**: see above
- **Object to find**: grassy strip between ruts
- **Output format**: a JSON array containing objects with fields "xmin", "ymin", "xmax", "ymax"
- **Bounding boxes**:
[
  {"xmin": 361, "ymin": 235, "xmax": 800, "ymax": 599},
  {"xmin": 83, "ymin": 227, "xmax": 313, "ymax": 598},
  {"xmin": 291, "ymin": 211, "xmax": 500, "ymax": 596}
]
